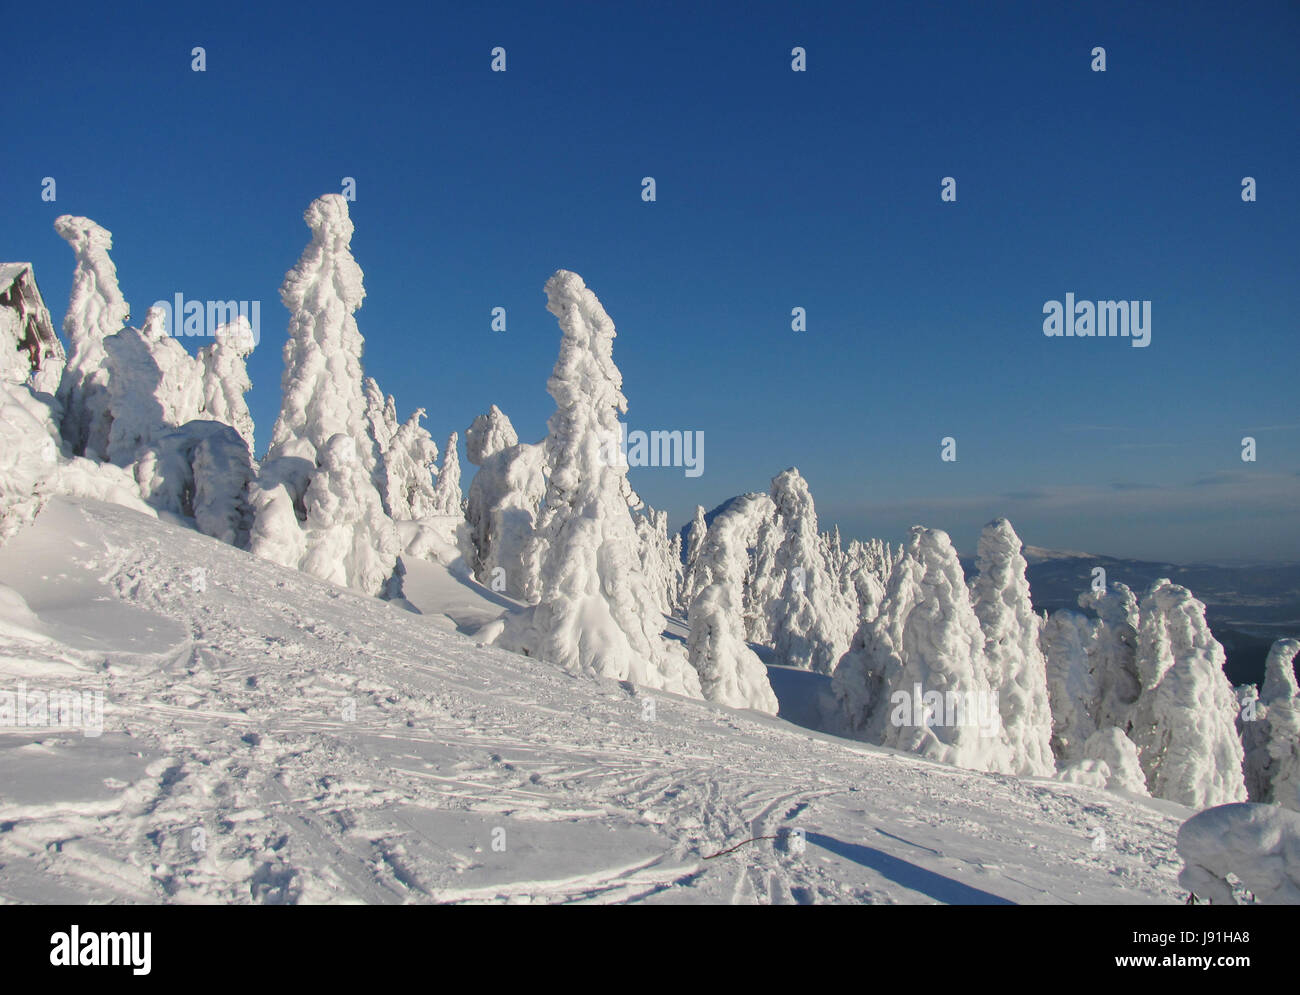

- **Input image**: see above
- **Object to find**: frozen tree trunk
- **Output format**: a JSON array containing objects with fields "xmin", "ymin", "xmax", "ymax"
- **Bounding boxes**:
[
  {"xmin": 970, "ymin": 518, "xmax": 1056, "ymax": 776},
  {"xmin": 54, "ymin": 215, "xmax": 130, "ymax": 460}
]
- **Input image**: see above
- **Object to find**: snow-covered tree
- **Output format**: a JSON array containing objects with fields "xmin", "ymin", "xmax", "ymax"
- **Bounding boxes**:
[
  {"xmin": 362, "ymin": 377, "xmax": 396, "ymax": 504},
  {"xmin": 832, "ymin": 526, "xmax": 1011, "ymax": 773},
  {"xmin": 1042, "ymin": 608, "xmax": 1099, "ymax": 765},
  {"xmin": 463, "ymin": 405, "xmax": 546, "ymax": 599},
  {"xmin": 635, "ymin": 506, "xmax": 676, "ymax": 615},
  {"xmin": 1242, "ymin": 638, "xmax": 1300, "ymax": 810},
  {"xmin": 248, "ymin": 195, "xmax": 399, "ymax": 596},
  {"xmin": 298, "ymin": 433, "xmax": 399, "ymax": 595},
  {"xmin": 466, "ymin": 403, "xmax": 513, "ymax": 462},
  {"xmin": 134, "ymin": 420, "xmax": 253, "ymax": 547},
  {"xmin": 430, "ymin": 432, "xmax": 462, "ymax": 516},
  {"xmin": 686, "ymin": 493, "xmax": 779, "ymax": 713},
  {"xmin": 261, "ymin": 196, "xmax": 372, "ymax": 467},
  {"xmin": 970, "ymin": 518, "xmax": 1055, "ymax": 776},
  {"xmin": 684, "ymin": 504, "xmax": 707, "ymax": 572},
  {"xmin": 1079, "ymin": 582, "xmax": 1142, "ymax": 732},
  {"xmin": 1058, "ymin": 726, "xmax": 1148, "ymax": 795},
  {"xmin": 54, "ymin": 215, "xmax": 129, "ymax": 460},
  {"xmin": 497, "ymin": 271, "xmax": 700, "ymax": 697},
  {"xmin": 742, "ymin": 500, "xmax": 782, "ymax": 643},
  {"xmin": 102, "ymin": 306, "xmax": 204, "ymax": 465},
  {"xmin": 386, "ymin": 409, "xmax": 439, "ymax": 520},
  {"xmin": 667, "ymin": 531, "xmax": 684, "ymax": 617},
  {"xmin": 0, "ymin": 382, "xmax": 60, "ymax": 544},
  {"xmin": 678, "ymin": 504, "xmax": 708, "ymax": 615},
  {"xmin": 841, "ymin": 537, "xmax": 890, "ymax": 624},
  {"xmin": 765, "ymin": 468, "xmax": 855, "ymax": 674},
  {"xmin": 1128, "ymin": 579, "xmax": 1247, "ymax": 808},
  {"xmin": 197, "ymin": 316, "xmax": 256, "ymax": 454}
]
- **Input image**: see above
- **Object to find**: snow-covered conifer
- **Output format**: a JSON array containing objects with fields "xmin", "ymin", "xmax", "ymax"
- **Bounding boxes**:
[
  {"xmin": 387, "ymin": 409, "xmax": 439, "ymax": 520},
  {"xmin": 54, "ymin": 215, "xmax": 129, "ymax": 460},
  {"xmin": 742, "ymin": 501, "xmax": 782, "ymax": 643},
  {"xmin": 1079, "ymin": 582, "xmax": 1142, "ymax": 731},
  {"xmin": 1058, "ymin": 726, "xmax": 1148, "ymax": 795},
  {"xmin": 1129, "ymin": 580, "xmax": 1247, "ymax": 808},
  {"xmin": 197, "ymin": 316, "xmax": 256, "ymax": 454},
  {"xmin": 833, "ymin": 526, "xmax": 1011, "ymax": 772},
  {"xmin": 430, "ymin": 432, "xmax": 462, "ymax": 516},
  {"xmin": 103, "ymin": 306, "xmax": 204, "ymax": 465},
  {"xmin": 765, "ymin": 468, "xmax": 855, "ymax": 674},
  {"xmin": 0, "ymin": 383, "xmax": 60, "ymax": 544},
  {"xmin": 298, "ymin": 434, "xmax": 400, "ymax": 595},
  {"xmin": 678, "ymin": 504, "xmax": 708, "ymax": 616},
  {"xmin": 134, "ymin": 420, "xmax": 253, "ymax": 546},
  {"xmin": 248, "ymin": 195, "xmax": 398, "ymax": 595},
  {"xmin": 1243, "ymin": 638, "xmax": 1300, "ymax": 810},
  {"xmin": 1042, "ymin": 608, "xmax": 1098, "ymax": 764},
  {"xmin": 971, "ymin": 518, "xmax": 1055, "ymax": 775},
  {"xmin": 687, "ymin": 493, "xmax": 779, "ymax": 713},
  {"xmin": 497, "ymin": 271, "xmax": 700, "ymax": 696},
  {"xmin": 463, "ymin": 406, "xmax": 545, "ymax": 599}
]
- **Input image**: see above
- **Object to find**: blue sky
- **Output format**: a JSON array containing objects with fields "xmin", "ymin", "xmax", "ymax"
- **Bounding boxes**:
[{"xmin": 4, "ymin": 0, "xmax": 1297, "ymax": 562}]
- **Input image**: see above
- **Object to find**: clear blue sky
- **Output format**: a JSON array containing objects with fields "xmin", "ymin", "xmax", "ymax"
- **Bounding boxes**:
[{"xmin": 4, "ymin": 0, "xmax": 1297, "ymax": 562}]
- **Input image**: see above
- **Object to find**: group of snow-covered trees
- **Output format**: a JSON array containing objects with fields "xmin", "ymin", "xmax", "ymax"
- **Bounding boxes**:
[
  {"xmin": 3, "ymin": 193, "xmax": 1296, "ymax": 818},
  {"xmin": 671, "ymin": 489, "xmax": 1291, "ymax": 812},
  {"xmin": 0, "ymin": 197, "xmax": 463, "ymax": 593}
]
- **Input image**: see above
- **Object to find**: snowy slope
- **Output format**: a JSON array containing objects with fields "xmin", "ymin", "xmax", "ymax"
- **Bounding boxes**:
[{"xmin": 0, "ymin": 498, "xmax": 1191, "ymax": 904}]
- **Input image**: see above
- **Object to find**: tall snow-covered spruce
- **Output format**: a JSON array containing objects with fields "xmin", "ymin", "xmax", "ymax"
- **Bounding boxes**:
[
  {"xmin": 1129, "ymin": 579, "xmax": 1246, "ymax": 808},
  {"xmin": 248, "ymin": 195, "xmax": 399, "ymax": 596},
  {"xmin": 764, "ymin": 468, "xmax": 856, "ymax": 675},
  {"xmin": 54, "ymin": 215, "xmax": 130, "ymax": 460},
  {"xmin": 496, "ymin": 271, "xmax": 701, "ymax": 698},
  {"xmin": 686, "ymin": 493, "xmax": 780, "ymax": 713},
  {"xmin": 197, "ymin": 316, "xmax": 257, "ymax": 455},
  {"xmin": 430, "ymin": 432, "xmax": 462, "ymax": 516},
  {"xmin": 970, "ymin": 518, "xmax": 1055, "ymax": 776}
]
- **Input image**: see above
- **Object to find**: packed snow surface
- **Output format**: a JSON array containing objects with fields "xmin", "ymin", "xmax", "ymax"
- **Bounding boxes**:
[{"xmin": 0, "ymin": 498, "xmax": 1194, "ymax": 904}]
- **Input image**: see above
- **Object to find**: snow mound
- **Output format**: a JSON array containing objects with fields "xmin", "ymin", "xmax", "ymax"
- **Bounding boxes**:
[{"xmin": 1177, "ymin": 803, "xmax": 1300, "ymax": 904}]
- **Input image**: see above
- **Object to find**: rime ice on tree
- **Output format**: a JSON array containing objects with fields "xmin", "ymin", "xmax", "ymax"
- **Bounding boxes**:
[
  {"xmin": 248, "ymin": 195, "xmax": 399, "ymax": 596},
  {"xmin": 497, "ymin": 271, "xmax": 700, "ymax": 697},
  {"xmin": 54, "ymin": 216, "xmax": 130, "ymax": 460}
]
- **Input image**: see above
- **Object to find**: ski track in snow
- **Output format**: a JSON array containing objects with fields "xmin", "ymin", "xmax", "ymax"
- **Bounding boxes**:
[{"xmin": 0, "ymin": 498, "xmax": 1190, "ymax": 904}]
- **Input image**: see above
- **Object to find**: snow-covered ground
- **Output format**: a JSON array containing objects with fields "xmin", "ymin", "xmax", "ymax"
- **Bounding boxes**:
[{"xmin": 0, "ymin": 497, "xmax": 1193, "ymax": 904}]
